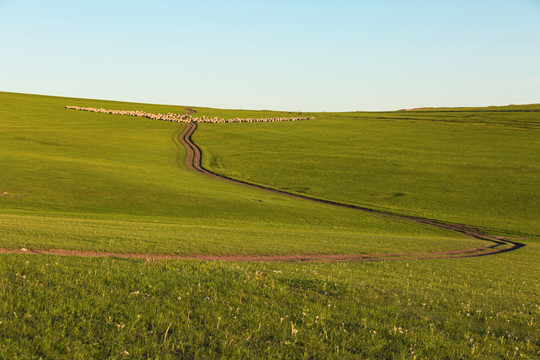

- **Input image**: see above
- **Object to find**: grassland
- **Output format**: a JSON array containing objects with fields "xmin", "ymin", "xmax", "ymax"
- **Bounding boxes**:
[
  {"xmin": 194, "ymin": 107, "xmax": 540, "ymax": 237},
  {"xmin": 0, "ymin": 92, "xmax": 480, "ymax": 256},
  {"xmin": 0, "ymin": 91, "xmax": 538, "ymax": 358},
  {"xmin": 1, "ymin": 246, "xmax": 538, "ymax": 359}
]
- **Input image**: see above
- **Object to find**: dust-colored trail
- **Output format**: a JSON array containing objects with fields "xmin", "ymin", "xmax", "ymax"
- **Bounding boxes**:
[
  {"xmin": 0, "ymin": 117, "xmax": 524, "ymax": 262},
  {"xmin": 0, "ymin": 245, "xmax": 518, "ymax": 262}
]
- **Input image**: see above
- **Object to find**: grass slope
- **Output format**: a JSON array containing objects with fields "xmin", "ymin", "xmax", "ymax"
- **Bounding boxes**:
[
  {"xmin": 0, "ymin": 92, "xmax": 538, "ymax": 358},
  {"xmin": 194, "ymin": 107, "xmax": 540, "ymax": 237},
  {"xmin": 0, "ymin": 92, "xmax": 472, "ymax": 256}
]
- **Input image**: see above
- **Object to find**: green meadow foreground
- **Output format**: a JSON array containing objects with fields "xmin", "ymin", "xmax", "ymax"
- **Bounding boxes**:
[{"xmin": 0, "ymin": 92, "xmax": 538, "ymax": 358}]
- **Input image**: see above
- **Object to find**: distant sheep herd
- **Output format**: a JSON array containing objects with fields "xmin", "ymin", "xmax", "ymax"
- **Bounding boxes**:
[{"xmin": 65, "ymin": 106, "xmax": 314, "ymax": 123}]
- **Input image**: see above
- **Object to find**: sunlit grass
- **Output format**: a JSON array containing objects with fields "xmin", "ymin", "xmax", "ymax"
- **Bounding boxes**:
[
  {"xmin": 194, "ymin": 108, "xmax": 540, "ymax": 237},
  {"xmin": 0, "ymin": 91, "xmax": 474, "ymax": 255},
  {"xmin": 1, "ymin": 243, "xmax": 538, "ymax": 358},
  {"xmin": 0, "ymin": 92, "xmax": 538, "ymax": 358}
]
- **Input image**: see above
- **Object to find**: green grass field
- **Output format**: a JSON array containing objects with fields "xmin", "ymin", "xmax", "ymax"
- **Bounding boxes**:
[
  {"xmin": 194, "ymin": 107, "xmax": 540, "ymax": 237},
  {"xmin": 0, "ymin": 91, "xmax": 538, "ymax": 358},
  {"xmin": 0, "ymin": 92, "xmax": 480, "ymax": 256}
]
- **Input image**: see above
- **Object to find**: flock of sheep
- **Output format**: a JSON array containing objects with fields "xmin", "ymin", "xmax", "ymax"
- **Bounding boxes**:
[{"xmin": 66, "ymin": 106, "xmax": 315, "ymax": 123}]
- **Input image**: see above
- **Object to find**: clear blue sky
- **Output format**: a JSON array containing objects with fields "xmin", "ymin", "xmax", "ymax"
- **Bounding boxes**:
[{"xmin": 1, "ymin": 0, "xmax": 539, "ymax": 111}]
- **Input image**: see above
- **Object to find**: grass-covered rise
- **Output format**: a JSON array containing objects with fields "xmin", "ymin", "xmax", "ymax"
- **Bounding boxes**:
[
  {"xmin": 194, "ymin": 109, "xmax": 540, "ymax": 237},
  {"xmin": 0, "ymin": 213, "xmax": 481, "ymax": 256},
  {"xmin": 0, "ymin": 91, "xmax": 471, "ymax": 256},
  {"xmin": 0, "ymin": 91, "xmax": 538, "ymax": 358}
]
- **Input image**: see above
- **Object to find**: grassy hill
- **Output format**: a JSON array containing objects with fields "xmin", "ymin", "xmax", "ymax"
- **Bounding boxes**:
[
  {"xmin": 0, "ymin": 91, "xmax": 538, "ymax": 358},
  {"xmin": 194, "ymin": 106, "xmax": 540, "ymax": 237},
  {"xmin": 0, "ymin": 92, "xmax": 477, "ymax": 256}
]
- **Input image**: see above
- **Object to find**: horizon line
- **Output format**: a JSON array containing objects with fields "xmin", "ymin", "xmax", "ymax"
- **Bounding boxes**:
[{"xmin": 2, "ymin": 89, "xmax": 538, "ymax": 113}]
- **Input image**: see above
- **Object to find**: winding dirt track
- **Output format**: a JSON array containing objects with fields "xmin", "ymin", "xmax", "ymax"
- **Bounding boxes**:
[
  {"xmin": 175, "ymin": 122, "xmax": 524, "ymax": 261},
  {"xmin": 1, "ymin": 114, "xmax": 524, "ymax": 262}
]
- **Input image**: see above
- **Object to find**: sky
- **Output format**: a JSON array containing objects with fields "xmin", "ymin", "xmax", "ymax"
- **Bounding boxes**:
[{"xmin": 0, "ymin": 0, "xmax": 539, "ymax": 111}]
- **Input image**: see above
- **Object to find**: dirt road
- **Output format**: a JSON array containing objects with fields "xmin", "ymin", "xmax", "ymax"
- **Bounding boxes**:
[
  {"xmin": 174, "ymin": 122, "xmax": 524, "ymax": 261},
  {"xmin": 0, "ymin": 119, "xmax": 524, "ymax": 262}
]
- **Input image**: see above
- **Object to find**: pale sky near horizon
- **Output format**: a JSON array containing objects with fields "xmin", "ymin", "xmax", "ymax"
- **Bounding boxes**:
[{"xmin": 1, "ymin": 0, "xmax": 539, "ymax": 111}]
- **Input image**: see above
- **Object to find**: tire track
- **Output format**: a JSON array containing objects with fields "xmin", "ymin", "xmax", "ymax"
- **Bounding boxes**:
[
  {"xmin": 0, "ymin": 119, "xmax": 524, "ymax": 262},
  {"xmin": 177, "ymin": 122, "xmax": 524, "ymax": 261}
]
